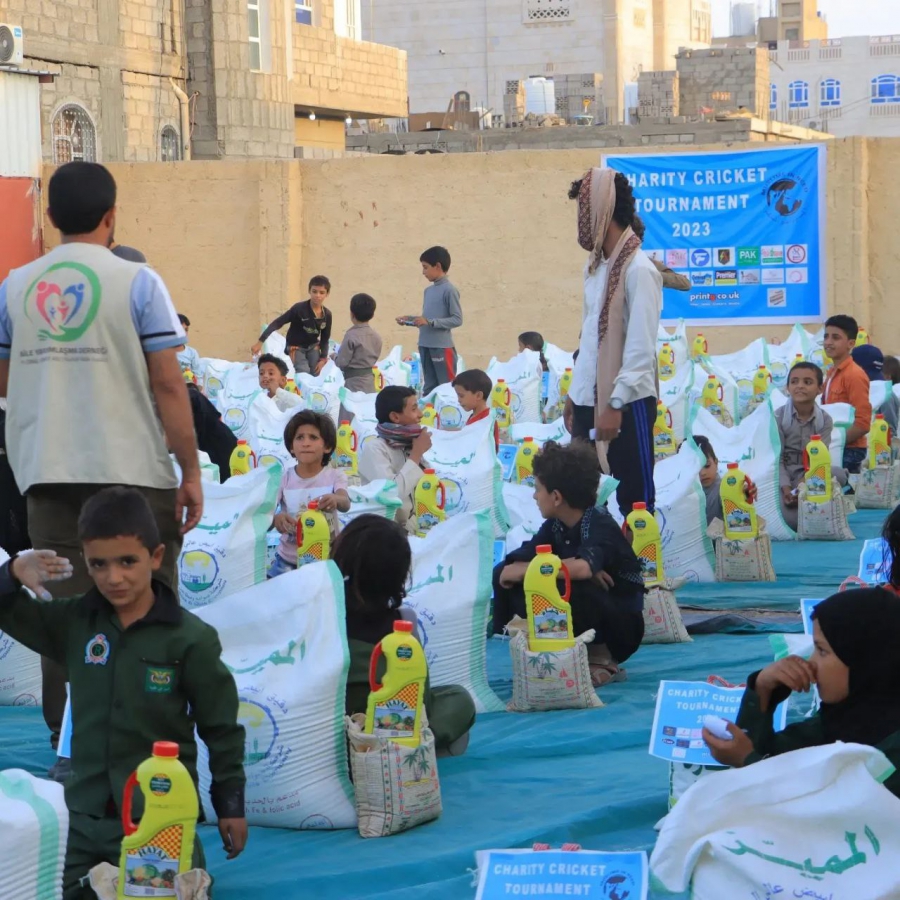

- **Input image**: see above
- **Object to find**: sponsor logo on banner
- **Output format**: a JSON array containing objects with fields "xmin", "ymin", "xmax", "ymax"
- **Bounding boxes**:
[
  {"xmin": 714, "ymin": 247, "xmax": 735, "ymax": 266},
  {"xmin": 739, "ymin": 269, "xmax": 760, "ymax": 285},
  {"xmin": 714, "ymin": 269, "xmax": 737, "ymax": 286},
  {"xmin": 666, "ymin": 249, "xmax": 688, "ymax": 269},
  {"xmin": 762, "ymin": 268, "xmax": 785, "ymax": 284},
  {"xmin": 767, "ymin": 288, "xmax": 787, "ymax": 308},
  {"xmin": 787, "ymin": 267, "xmax": 809, "ymax": 284},
  {"xmin": 690, "ymin": 248, "xmax": 712, "ymax": 267},
  {"xmin": 764, "ymin": 172, "xmax": 810, "ymax": 221},
  {"xmin": 761, "ymin": 245, "xmax": 785, "ymax": 266},
  {"xmin": 786, "ymin": 243, "xmax": 808, "ymax": 264},
  {"xmin": 691, "ymin": 271, "xmax": 713, "ymax": 286},
  {"xmin": 737, "ymin": 247, "xmax": 760, "ymax": 267}
]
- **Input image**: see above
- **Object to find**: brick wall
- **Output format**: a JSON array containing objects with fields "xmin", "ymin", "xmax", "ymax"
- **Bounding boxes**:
[
  {"xmin": 5, "ymin": 0, "xmax": 101, "ymax": 44},
  {"xmin": 676, "ymin": 47, "xmax": 769, "ymax": 119},
  {"xmin": 122, "ymin": 72, "xmax": 182, "ymax": 161},
  {"xmin": 33, "ymin": 62, "xmax": 103, "ymax": 161}
]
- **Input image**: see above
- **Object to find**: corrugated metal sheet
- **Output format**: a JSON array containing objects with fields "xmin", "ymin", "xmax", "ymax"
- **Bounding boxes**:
[{"xmin": 0, "ymin": 71, "xmax": 42, "ymax": 177}]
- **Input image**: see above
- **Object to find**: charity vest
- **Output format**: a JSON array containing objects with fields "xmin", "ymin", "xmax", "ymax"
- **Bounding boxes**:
[{"xmin": 4, "ymin": 243, "xmax": 178, "ymax": 492}]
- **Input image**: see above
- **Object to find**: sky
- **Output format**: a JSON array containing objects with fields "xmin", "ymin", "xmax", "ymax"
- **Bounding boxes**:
[{"xmin": 711, "ymin": 0, "xmax": 900, "ymax": 39}]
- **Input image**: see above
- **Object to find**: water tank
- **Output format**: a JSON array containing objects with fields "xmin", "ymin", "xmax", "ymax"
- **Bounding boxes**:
[
  {"xmin": 731, "ymin": 1, "xmax": 756, "ymax": 37},
  {"xmin": 524, "ymin": 77, "xmax": 556, "ymax": 116}
]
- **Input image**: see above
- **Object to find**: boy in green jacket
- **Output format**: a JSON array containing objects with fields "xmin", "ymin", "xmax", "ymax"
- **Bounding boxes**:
[{"xmin": 0, "ymin": 487, "xmax": 247, "ymax": 899}]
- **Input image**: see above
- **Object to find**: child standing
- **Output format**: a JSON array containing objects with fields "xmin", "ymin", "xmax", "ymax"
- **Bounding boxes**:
[
  {"xmin": 398, "ymin": 246, "xmax": 462, "ymax": 395},
  {"xmin": 334, "ymin": 293, "xmax": 383, "ymax": 393},
  {"xmin": 703, "ymin": 588, "xmax": 900, "ymax": 798},
  {"xmin": 270, "ymin": 411, "xmax": 351, "ymax": 578},
  {"xmin": 358, "ymin": 386, "xmax": 432, "ymax": 533},
  {"xmin": 492, "ymin": 441, "xmax": 645, "ymax": 686},
  {"xmin": 334, "ymin": 515, "xmax": 475, "ymax": 756},
  {"xmin": 452, "ymin": 368, "xmax": 499, "ymax": 450},
  {"xmin": 258, "ymin": 353, "xmax": 303, "ymax": 413},
  {"xmin": 0, "ymin": 488, "xmax": 247, "ymax": 898},
  {"xmin": 775, "ymin": 361, "xmax": 845, "ymax": 530},
  {"xmin": 251, "ymin": 276, "xmax": 333, "ymax": 375},
  {"xmin": 176, "ymin": 313, "xmax": 201, "ymax": 375},
  {"xmin": 822, "ymin": 315, "xmax": 872, "ymax": 473}
]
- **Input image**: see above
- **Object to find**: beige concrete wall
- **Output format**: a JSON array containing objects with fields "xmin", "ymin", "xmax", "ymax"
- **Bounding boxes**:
[
  {"xmin": 294, "ymin": 117, "xmax": 345, "ymax": 149},
  {"xmin": 39, "ymin": 137, "xmax": 900, "ymax": 368}
]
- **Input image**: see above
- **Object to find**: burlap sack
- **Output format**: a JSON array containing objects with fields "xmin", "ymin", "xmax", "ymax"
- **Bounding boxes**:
[
  {"xmin": 642, "ymin": 587, "xmax": 691, "ymax": 644},
  {"xmin": 856, "ymin": 463, "xmax": 900, "ymax": 510},
  {"xmin": 346, "ymin": 714, "xmax": 442, "ymax": 838},
  {"xmin": 707, "ymin": 518, "xmax": 776, "ymax": 583},
  {"xmin": 797, "ymin": 480, "xmax": 854, "ymax": 541},
  {"xmin": 507, "ymin": 630, "xmax": 603, "ymax": 712}
]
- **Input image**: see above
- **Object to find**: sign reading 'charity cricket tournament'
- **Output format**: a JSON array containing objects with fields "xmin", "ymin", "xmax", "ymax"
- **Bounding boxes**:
[{"xmin": 603, "ymin": 144, "xmax": 826, "ymax": 326}]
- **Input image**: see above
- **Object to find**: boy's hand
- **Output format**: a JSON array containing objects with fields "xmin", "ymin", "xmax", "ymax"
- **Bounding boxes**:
[
  {"xmin": 756, "ymin": 655, "xmax": 816, "ymax": 699},
  {"xmin": 410, "ymin": 429, "xmax": 433, "ymax": 463},
  {"xmin": 781, "ymin": 485, "xmax": 797, "ymax": 508},
  {"xmin": 314, "ymin": 358, "xmax": 327, "ymax": 375},
  {"xmin": 744, "ymin": 478, "xmax": 758, "ymax": 504},
  {"xmin": 315, "ymin": 493, "xmax": 338, "ymax": 512},
  {"xmin": 250, "ymin": 342, "xmax": 262, "ymax": 357},
  {"xmin": 591, "ymin": 570, "xmax": 615, "ymax": 591},
  {"xmin": 218, "ymin": 817, "xmax": 248, "ymax": 860},
  {"xmin": 10, "ymin": 550, "xmax": 74, "ymax": 601},
  {"xmin": 703, "ymin": 722, "xmax": 755, "ymax": 768},
  {"xmin": 499, "ymin": 562, "xmax": 528, "ymax": 588},
  {"xmin": 563, "ymin": 396, "xmax": 574, "ymax": 435},
  {"xmin": 410, "ymin": 316, "xmax": 429, "ymax": 327},
  {"xmin": 273, "ymin": 511, "xmax": 297, "ymax": 535}
]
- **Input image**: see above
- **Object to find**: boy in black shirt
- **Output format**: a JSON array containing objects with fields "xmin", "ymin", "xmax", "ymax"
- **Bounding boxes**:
[
  {"xmin": 493, "ymin": 440, "xmax": 645, "ymax": 686},
  {"xmin": 251, "ymin": 275, "xmax": 333, "ymax": 375}
]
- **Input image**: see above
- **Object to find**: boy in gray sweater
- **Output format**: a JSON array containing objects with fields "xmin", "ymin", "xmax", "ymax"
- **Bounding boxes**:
[{"xmin": 398, "ymin": 246, "xmax": 463, "ymax": 394}]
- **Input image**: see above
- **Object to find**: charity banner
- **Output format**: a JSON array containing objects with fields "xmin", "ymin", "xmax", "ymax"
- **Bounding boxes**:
[
  {"xmin": 603, "ymin": 145, "xmax": 827, "ymax": 326},
  {"xmin": 475, "ymin": 849, "xmax": 648, "ymax": 900},
  {"xmin": 649, "ymin": 680, "xmax": 788, "ymax": 767},
  {"xmin": 800, "ymin": 598, "xmax": 823, "ymax": 635}
]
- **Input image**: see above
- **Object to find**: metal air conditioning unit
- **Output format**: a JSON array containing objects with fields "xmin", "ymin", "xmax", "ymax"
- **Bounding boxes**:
[{"xmin": 0, "ymin": 24, "xmax": 24, "ymax": 67}]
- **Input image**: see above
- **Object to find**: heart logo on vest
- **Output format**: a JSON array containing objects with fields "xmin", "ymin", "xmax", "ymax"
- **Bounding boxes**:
[{"xmin": 24, "ymin": 262, "xmax": 102, "ymax": 342}]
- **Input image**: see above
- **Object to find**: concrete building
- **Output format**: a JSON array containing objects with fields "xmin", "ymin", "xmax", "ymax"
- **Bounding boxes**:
[
  {"xmin": 676, "ymin": 46, "xmax": 770, "ymax": 119},
  {"xmin": 361, "ymin": 0, "xmax": 711, "ymax": 125},
  {"xmin": 768, "ymin": 36, "xmax": 900, "ymax": 138},
  {"xmin": 758, "ymin": 0, "xmax": 827, "ymax": 44},
  {"xmin": 0, "ymin": 0, "xmax": 407, "ymax": 162}
]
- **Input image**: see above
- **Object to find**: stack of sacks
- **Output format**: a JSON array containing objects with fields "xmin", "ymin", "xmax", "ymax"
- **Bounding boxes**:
[
  {"xmin": 375, "ymin": 345, "xmax": 412, "ymax": 387},
  {"xmin": 0, "ymin": 770, "xmax": 68, "ymax": 900},
  {"xmin": 248, "ymin": 400, "xmax": 301, "ymax": 475},
  {"xmin": 422, "ymin": 383, "xmax": 466, "ymax": 431},
  {"xmin": 337, "ymin": 389, "xmax": 379, "ymax": 455},
  {"xmin": 487, "ymin": 350, "xmax": 543, "ymax": 426},
  {"xmin": 659, "ymin": 362, "xmax": 697, "ymax": 445},
  {"xmin": 195, "ymin": 563, "xmax": 357, "ymax": 830},
  {"xmin": 178, "ymin": 466, "xmax": 281, "ymax": 610},
  {"xmin": 295, "ymin": 360, "xmax": 344, "ymax": 426},
  {"xmin": 406, "ymin": 511, "xmax": 504, "ymax": 713},
  {"xmin": 0, "ymin": 548, "xmax": 42, "ymax": 707},
  {"xmin": 337, "ymin": 480, "xmax": 403, "ymax": 529},
  {"xmin": 543, "ymin": 343, "xmax": 575, "ymax": 422},
  {"xmin": 691, "ymin": 360, "xmax": 741, "ymax": 427},
  {"xmin": 658, "ymin": 320, "xmax": 690, "ymax": 372},
  {"xmin": 217, "ymin": 365, "xmax": 268, "ymax": 441},
  {"xmin": 767, "ymin": 325, "xmax": 813, "ymax": 388},
  {"xmin": 200, "ymin": 358, "xmax": 244, "ymax": 407},
  {"xmin": 423, "ymin": 416, "xmax": 510, "ymax": 536},
  {"xmin": 709, "ymin": 339, "xmax": 767, "ymax": 420},
  {"xmin": 690, "ymin": 402, "xmax": 794, "ymax": 540}
]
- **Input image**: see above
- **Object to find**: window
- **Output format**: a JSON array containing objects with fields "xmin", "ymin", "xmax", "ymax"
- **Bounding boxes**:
[
  {"xmin": 51, "ymin": 104, "xmax": 96, "ymax": 164},
  {"xmin": 785, "ymin": 27, "xmax": 799, "ymax": 40},
  {"xmin": 160, "ymin": 126, "xmax": 180, "ymax": 162},
  {"xmin": 871, "ymin": 75, "xmax": 900, "ymax": 104},
  {"xmin": 770, "ymin": 83, "xmax": 777, "ymax": 111},
  {"xmin": 788, "ymin": 80, "xmax": 809, "ymax": 108},
  {"xmin": 248, "ymin": 0, "xmax": 261, "ymax": 70},
  {"xmin": 295, "ymin": 0, "xmax": 312, "ymax": 25},
  {"xmin": 819, "ymin": 78, "xmax": 841, "ymax": 107},
  {"xmin": 523, "ymin": 0, "xmax": 570, "ymax": 23}
]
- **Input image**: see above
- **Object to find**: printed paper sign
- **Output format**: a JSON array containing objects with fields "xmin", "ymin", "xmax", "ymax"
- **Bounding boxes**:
[
  {"xmin": 650, "ymin": 680, "xmax": 787, "ymax": 767},
  {"xmin": 498, "ymin": 443, "xmax": 518, "ymax": 482},
  {"xmin": 475, "ymin": 849, "xmax": 648, "ymax": 900},
  {"xmin": 858, "ymin": 538, "xmax": 891, "ymax": 585},
  {"xmin": 800, "ymin": 597, "xmax": 823, "ymax": 635}
]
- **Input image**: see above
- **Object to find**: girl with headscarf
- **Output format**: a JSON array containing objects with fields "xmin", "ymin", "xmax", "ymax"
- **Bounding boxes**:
[{"xmin": 703, "ymin": 588, "xmax": 900, "ymax": 797}]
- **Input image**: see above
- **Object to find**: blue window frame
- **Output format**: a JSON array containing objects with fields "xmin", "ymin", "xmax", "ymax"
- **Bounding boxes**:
[
  {"xmin": 788, "ymin": 80, "xmax": 809, "ymax": 108},
  {"xmin": 295, "ymin": 1, "xmax": 312, "ymax": 24},
  {"xmin": 871, "ymin": 75, "xmax": 900, "ymax": 104},
  {"xmin": 770, "ymin": 83, "xmax": 777, "ymax": 111},
  {"xmin": 820, "ymin": 78, "xmax": 841, "ymax": 107}
]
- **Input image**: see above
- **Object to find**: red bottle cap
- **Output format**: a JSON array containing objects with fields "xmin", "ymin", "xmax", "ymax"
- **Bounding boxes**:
[
  {"xmin": 876, "ymin": 414, "xmax": 885, "ymax": 420},
  {"xmin": 727, "ymin": 462, "xmax": 739, "ymax": 469},
  {"xmin": 524, "ymin": 437, "xmax": 534, "ymax": 442},
  {"xmin": 340, "ymin": 419, "xmax": 350, "ymax": 425},
  {"xmin": 633, "ymin": 502, "xmax": 647, "ymax": 510},
  {"xmin": 811, "ymin": 434, "xmax": 821, "ymax": 440},
  {"xmin": 536, "ymin": 544, "xmax": 552, "ymax": 553},
  {"xmin": 394, "ymin": 621, "xmax": 414, "ymax": 633},
  {"xmin": 237, "ymin": 439, "xmax": 248, "ymax": 445},
  {"xmin": 424, "ymin": 468, "xmax": 436, "ymax": 474},
  {"xmin": 153, "ymin": 741, "xmax": 179, "ymax": 758},
  {"xmin": 308, "ymin": 500, "xmax": 319, "ymax": 510}
]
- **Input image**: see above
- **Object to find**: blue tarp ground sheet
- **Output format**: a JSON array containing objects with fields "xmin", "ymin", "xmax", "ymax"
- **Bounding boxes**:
[{"xmin": 0, "ymin": 510, "xmax": 887, "ymax": 899}]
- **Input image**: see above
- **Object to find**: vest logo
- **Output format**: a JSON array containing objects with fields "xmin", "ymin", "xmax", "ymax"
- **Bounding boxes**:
[
  {"xmin": 85, "ymin": 633, "xmax": 111, "ymax": 665},
  {"xmin": 145, "ymin": 667, "xmax": 176, "ymax": 694},
  {"xmin": 25, "ymin": 262, "xmax": 102, "ymax": 343}
]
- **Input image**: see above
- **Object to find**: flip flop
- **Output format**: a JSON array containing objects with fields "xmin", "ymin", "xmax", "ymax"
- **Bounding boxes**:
[{"xmin": 590, "ymin": 663, "xmax": 627, "ymax": 687}]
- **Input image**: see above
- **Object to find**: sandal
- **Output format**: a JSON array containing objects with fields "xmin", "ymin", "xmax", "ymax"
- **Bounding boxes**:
[{"xmin": 589, "ymin": 663, "xmax": 627, "ymax": 687}]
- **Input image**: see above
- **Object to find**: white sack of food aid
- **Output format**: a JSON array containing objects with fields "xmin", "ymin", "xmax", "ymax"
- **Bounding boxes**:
[
  {"xmin": 375, "ymin": 345, "xmax": 411, "ymax": 387},
  {"xmin": 422, "ymin": 383, "xmax": 466, "ymax": 431},
  {"xmin": 819, "ymin": 401, "xmax": 854, "ymax": 460},
  {"xmin": 709, "ymin": 338, "xmax": 768, "ymax": 419},
  {"xmin": 658, "ymin": 320, "xmax": 690, "ymax": 372},
  {"xmin": 690, "ymin": 402, "xmax": 794, "ymax": 541},
  {"xmin": 651, "ymin": 743, "xmax": 900, "ymax": 900},
  {"xmin": 509, "ymin": 418, "xmax": 570, "ymax": 448},
  {"xmin": 487, "ymin": 350, "xmax": 543, "ymax": 426},
  {"xmin": 0, "ymin": 769, "xmax": 67, "ymax": 900},
  {"xmin": 659, "ymin": 361, "xmax": 696, "ymax": 443},
  {"xmin": 0, "ymin": 547, "xmax": 42, "ymax": 707},
  {"xmin": 406, "ymin": 511, "xmax": 504, "ymax": 713},
  {"xmin": 767, "ymin": 325, "xmax": 813, "ymax": 388},
  {"xmin": 196, "ymin": 562, "xmax": 357, "ymax": 830},
  {"xmin": 261, "ymin": 332, "xmax": 296, "ymax": 378},
  {"xmin": 296, "ymin": 360, "xmax": 344, "ymax": 426},
  {"xmin": 543, "ymin": 343, "xmax": 575, "ymax": 420},
  {"xmin": 247, "ymin": 399, "xmax": 300, "ymax": 477},
  {"xmin": 337, "ymin": 479, "xmax": 402, "ymax": 527},
  {"xmin": 217, "ymin": 365, "xmax": 268, "ymax": 441},
  {"xmin": 423, "ymin": 416, "xmax": 510, "ymax": 536},
  {"xmin": 338, "ymin": 389, "xmax": 377, "ymax": 427},
  {"xmin": 502, "ymin": 483, "xmax": 544, "ymax": 535},
  {"xmin": 653, "ymin": 443, "xmax": 716, "ymax": 583},
  {"xmin": 178, "ymin": 466, "xmax": 281, "ymax": 610},
  {"xmin": 870, "ymin": 379, "xmax": 893, "ymax": 413},
  {"xmin": 200, "ymin": 358, "xmax": 243, "ymax": 407}
]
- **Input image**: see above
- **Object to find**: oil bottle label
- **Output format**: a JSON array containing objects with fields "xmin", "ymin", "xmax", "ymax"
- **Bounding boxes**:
[
  {"xmin": 372, "ymin": 684, "xmax": 420, "ymax": 739},
  {"xmin": 150, "ymin": 775, "xmax": 172, "ymax": 796},
  {"xmin": 123, "ymin": 825, "xmax": 184, "ymax": 897},
  {"xmin": 723, "ymin": 499, "xmax": 753, "ymax": 532},
  {"xmin": 807, "ymin": 467, "xmax": 828, "ymax": 496},
  {"xmin": 530, "ymin": 595, "xmax": 571, "ymax": 640}
]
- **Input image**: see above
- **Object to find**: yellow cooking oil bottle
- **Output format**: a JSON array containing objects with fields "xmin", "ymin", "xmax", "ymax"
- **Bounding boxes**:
[
  {"xmin": 415, "ymin": 468, "xmax": 446, "ymax": 537},
  {"xmin": 182, "ymin": 369, "xmax": 196, "ymax": 385},
  {"xmin": 869, "ymin": 414, "xmax": 891, "ymax": 468},
  {"xmin": 626, "ymin": 503, "xmax": 664, "ymax": 587},
  {"xmin": 118, "ymin": 741, "xmax": 198, "ymax": 899},
  {"xmin": 653, "ymin": 401, "xmax": 676, "ymax": 459},
  {"xmin": 721, "ymin": 462, "xmax": 758, "ymax": 540},
  {"xmin": 296, "ymin": 500, "xmax": 330, "ymax": 566},
  {"xmin": 752, "ymin": 365, "xmax": 772, "ymax": 397},
  {"xmin": 285, "ymin": 377, "xmax": 300, "ymax": 395},
  {"xmin": 365, "ymin": 620, "xmax": 427, "ymax": 746},
  {"xmin": 700, "ymin": 375, "xmax": 727, "ymax": 421},
  {"xmin": 492, "ymin": 379, "xmax": 513, "ymax": 429},
  {"xmin": 515, "ymin": 436, "xmax": 537, "ymax": 486},
  {"xmin": 857, "ymin": 327, "xmax": 870, "ymax": 346},
  {"xmin": 335, "ymin": 420, "xmax": 358, "ymax": 475},
  {"xmin": 658, "ymin": 342, "xmax": 675, "ymax": 381},
  {"xmin": 372, "ymin": 366, "xmax": 386, "ymax": 391},
  {"xmin": 692, "ymin": 333, "xmax": 709, "ymax": 359},
  {"xmin": 420, "ymin": 403, "xmax": 440, "ymax": 429},
  {"xmin": 804, "ymin": 435, "xmax": 832, "ymax": 503},
  {"xmin": 229, "ymin": 439, "xmax": 257, "ymax": 477},
  {"xmin": 524, "ymin": 546, "xmax": 575, "ymax": 652},
  {"xmin": 558, "ymin": 367, "xmax": 573, "ymax": 401}
]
